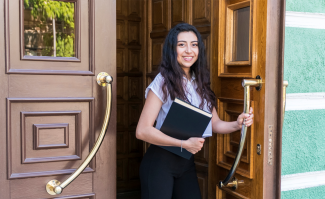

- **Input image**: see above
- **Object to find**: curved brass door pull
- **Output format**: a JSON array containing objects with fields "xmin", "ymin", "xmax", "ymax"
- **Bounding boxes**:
[
  {"xmin": 219, "ymin": 78, "xmax": 262, "ymax": 190},
  {"xmin": 46, "ymin": 72, "xmax": 113, "ymax": 195}
]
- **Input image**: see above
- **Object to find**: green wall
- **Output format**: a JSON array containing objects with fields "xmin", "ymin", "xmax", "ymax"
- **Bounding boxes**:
[
  {"xmin": 282, "ymin": 0, "xmax": 325, "ymax": 198},
  {"xmin": 284, "ymin": 27, "xmax": 325, "ymax": 94},
  {"xmin": 286, "ymin": 0, "xmax": 325, "ymax": 14},
  {"xmin": 282, "ymin": 110, "xmax": 325, "ymax": 175},
  {"xmin": 282, "ymin": 185, "xmax": 325, "ymax": 199}
]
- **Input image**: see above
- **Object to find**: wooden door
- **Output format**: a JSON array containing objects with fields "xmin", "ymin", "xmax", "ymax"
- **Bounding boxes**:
[
  {"xmin": 0, "ymin": 0, "xmax": 116, "ymax": 198},
  {"xmin": 210, "ymin": 0, "xmax": 286, "ymax": 198}
]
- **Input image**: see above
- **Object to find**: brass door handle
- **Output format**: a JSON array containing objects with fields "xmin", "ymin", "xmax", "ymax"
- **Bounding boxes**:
[
  {"xmin": 46, "ymin": 72, "xmax": 113, "ymax": 195},
  {"xmin": 283, "ymin": 80, "xmax": 288, "ymax": 126},
  {"xmin": 219, "ymin": 78, "xmax": 262, "ymax": 190}
]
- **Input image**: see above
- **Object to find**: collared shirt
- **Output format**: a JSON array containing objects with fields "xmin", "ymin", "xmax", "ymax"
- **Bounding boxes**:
[{"xmin": 144, "ymin": 73, "xmax": 212, "ymax": 137}]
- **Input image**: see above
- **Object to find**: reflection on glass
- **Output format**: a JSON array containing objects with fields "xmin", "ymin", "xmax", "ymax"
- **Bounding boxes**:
[
  {"xmin": 234, "ymin": 6, "xmax": 250, "ymax": 61},
  {"xmin": 24, "ymin": 0, "xmax": 75, "ymax": 57}
]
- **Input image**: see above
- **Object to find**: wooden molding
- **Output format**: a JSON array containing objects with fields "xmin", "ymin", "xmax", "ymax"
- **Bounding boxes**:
[
  {"xmin": 216, "ymin": 98, "xmax": 255, "ymax": 179},
  {"xmin": 5, "ymin": 0, "xmax": 95, "ymax": 75},
  {"xmin": 6, "ymin": 98, "xmax": 95, "ymax": 179},
  {"xmin": 20, "ymin": 111, "xmax": 81, "ymax": 164},
  {"xmin": 33, "ymin": 123, "xmax": 69, "ymax": 150},
  {"xmin": 218, "ymin": 0, "xmax": 254, "ymax": 77},
  {"xmin": 54, "ymin": 193, "xmax": 96, "ymax": 199},
  {"xmin": 19, "ymin": 0, "xmax": 81, "ymax": 62}
]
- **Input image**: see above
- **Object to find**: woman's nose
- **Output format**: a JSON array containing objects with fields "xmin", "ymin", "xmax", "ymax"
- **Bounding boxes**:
[{"xmin": 185, "ymin": 45, "xmax": 192, "ymax": 53}]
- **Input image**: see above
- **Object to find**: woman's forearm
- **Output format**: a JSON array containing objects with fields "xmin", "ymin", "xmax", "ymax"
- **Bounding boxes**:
[
  {"xmin": 212, "ymin": 120, "xmax": 241, "ymax": 134},
  {"xmin": 136, "ymin": 126, "xmax": 182, "ymax": 147}
]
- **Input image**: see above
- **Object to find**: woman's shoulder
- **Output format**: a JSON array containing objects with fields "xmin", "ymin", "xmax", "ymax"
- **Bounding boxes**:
[
  {"xmin": 145, "ymin": 73, "xmax": 166, "ymax": 101},
  {"xmin": 150, "ymin": 73, "xmax": 165, "ymax": 86},
  {"xmin": 155, "ymin": 73, "xmax": 164, "ymax": 81}
]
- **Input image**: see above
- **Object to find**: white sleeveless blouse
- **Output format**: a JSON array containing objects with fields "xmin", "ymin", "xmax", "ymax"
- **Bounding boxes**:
[{"xmin": 144, "ymin": 73, "xmax": 212, "ymax": 138}]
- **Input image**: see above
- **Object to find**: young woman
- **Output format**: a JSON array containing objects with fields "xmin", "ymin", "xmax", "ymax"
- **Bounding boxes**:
[{"xmin": 136, "ymin": 23, "xmax": 254, "ymax": 199}]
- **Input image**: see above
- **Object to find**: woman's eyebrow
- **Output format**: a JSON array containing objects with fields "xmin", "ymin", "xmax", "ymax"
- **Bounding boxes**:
[{"xmin": 177, "ymin": 40, "xmax": 198, "ymax": 42}]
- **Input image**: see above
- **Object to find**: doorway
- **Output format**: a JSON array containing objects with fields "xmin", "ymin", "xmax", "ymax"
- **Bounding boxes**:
[{"xmin": 116, "ymin": 0, "xmax": 212, "ymax": 198}]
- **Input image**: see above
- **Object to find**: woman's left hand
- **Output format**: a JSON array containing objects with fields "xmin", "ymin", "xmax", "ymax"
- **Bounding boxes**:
[{"xmin": 237, "ymin": 107, "xmax": 254, "ymax": 129}]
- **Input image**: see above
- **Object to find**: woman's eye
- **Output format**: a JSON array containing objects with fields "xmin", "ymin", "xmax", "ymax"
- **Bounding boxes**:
[
  {"xmin": 192, "ymin": 43, "xmax": 198, "ymax": 47},
  {"xmin": 178, "ymin": 43, "xmax": 185, "ymax": 47}
]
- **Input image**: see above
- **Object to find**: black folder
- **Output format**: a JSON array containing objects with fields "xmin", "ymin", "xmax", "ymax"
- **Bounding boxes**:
[{"xmin": 158, "ymin": 98, "xmax": 212, "ymax": 159}]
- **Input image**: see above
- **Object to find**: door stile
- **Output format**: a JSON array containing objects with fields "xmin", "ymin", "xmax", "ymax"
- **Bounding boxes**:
[
  {"xmin": 209, "ymin": 0, "xmax": 220, "ymax": 198},
  {"xmin": 0, "ymin": 0, "xmax": 10, "ymax": 197},
  {"xmin": 276, "ymin": 0, "xmax": 286, "ymax": 197},
  {"xmin": 264, "ymin": 0, "xmax": 286, "ymax": 198},
  {"xmin": 252, "ymin": 0, "xmax": 266, "ymax": 198},
  {"xmin": 93, "ymin": 0, "xmax": 116, "ymax": 198}
]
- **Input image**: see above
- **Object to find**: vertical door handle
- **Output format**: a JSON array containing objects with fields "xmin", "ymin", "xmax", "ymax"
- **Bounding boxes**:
[
  {"xmin": 46, "ymin": 72, "xmax": 113, "ymax": 195},
  {"xmin": 218, "ymin": 78, "xmax": 262, "ymax": 190},
  {"xmin": 282, "ymin": 81, "xmax": 288, "ymax": 126}
]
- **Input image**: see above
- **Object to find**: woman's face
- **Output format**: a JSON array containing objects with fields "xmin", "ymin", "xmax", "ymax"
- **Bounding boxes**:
[{"xmin": 176, "ymin": 31, "xmax": 199, "ymax": 71}]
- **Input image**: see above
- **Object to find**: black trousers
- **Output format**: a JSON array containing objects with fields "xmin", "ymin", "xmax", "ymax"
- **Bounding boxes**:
[{"xmin": 139, "ymin": 144, "xmax": 202, "ymax": 199}]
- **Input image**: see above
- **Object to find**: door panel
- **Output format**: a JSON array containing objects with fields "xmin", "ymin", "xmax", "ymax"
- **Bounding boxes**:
[
  {"xmin": 7, "ymin": 99, "xmax": 94, "ymax": 179},
  {"xmin": 212, "ymin": 0, "xmax": 285, "ymax": 198},
  {"xmin": 1, "ymin": 0, "xmax": 116, "ymax": 198},
  {"xmin": 215, "ymin": 0, "xmax": 263, "ymax": 198},
  {"xmin": 217, "ymin": 99, "xmax": 255, "ymax": 179}
]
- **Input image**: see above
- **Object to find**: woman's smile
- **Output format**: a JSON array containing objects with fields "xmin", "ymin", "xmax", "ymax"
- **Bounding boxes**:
[{"xmin": 183, "ymin": 56, "xmax": 193, "ymax": 61}]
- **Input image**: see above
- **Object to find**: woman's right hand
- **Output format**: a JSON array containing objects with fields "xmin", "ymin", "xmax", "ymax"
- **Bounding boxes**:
[{"xmin": 183, "ymin": 138, "xmax": 205, "ymax": 154}]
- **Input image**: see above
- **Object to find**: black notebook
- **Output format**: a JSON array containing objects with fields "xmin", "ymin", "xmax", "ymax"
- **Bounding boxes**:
[{"xmin": 158, "ymin": 98, "xmax": 212, "ymax": 159}]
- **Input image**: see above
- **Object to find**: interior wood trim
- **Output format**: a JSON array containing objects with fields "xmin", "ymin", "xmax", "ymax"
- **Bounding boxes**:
[
  {"xmin": 9, "ymin": 167, "xmax": 94, "ymax": 179},
  {"xmin": 21, "ymin": 111, "xmax": 81, "ymax": 164},
  {"xmin": 226, "ymin": 61, "xmax": 250, "ymax": 66},
  {"xmin": 7, "ymin": 97, "xmax": 94, "ymax": 102},
  {"xmin": 88, "ymin": 0, "xmax": 95, "ymax": 74},
  {"xmin": 6, "ymin": 97, "xmax": 95, "ymax": 179},
  {"xmin": 225, "ymin": 0, "xmax": 252, "ymax": 66},
  {"xmin": 217, "ymin": 161, "xmax": 250, "ymax": 178},
  {"xmin": 5, "ymin": 0, "xmax": 95, "ymax": 75},
  {"xmin": 149, "ymin": 31, "xmax": 168, "ymax": 39},
  {"xmin": 228, "ymin": 1, "xmax": 250, "ymax": 10},
  {"xmin": 55, "ymin": 193, "xmax": 95, "ymax": 199},
  {"xmin": 218, "ymin": 73, "xmax": 252, "ymax": 78},
  {"xmin": 225, "ymin": 109, "xmax": 241, "ymax": 115},
  {"xmin": 218, "ymin": 97, "xmax": 244, "ymax": 103},
  {"xmin": 224, "ymin": 152, "xmax": 249, "ymax": 163},
  {"xmin": 4, "ymin": 0, "xmax": 10, "ymax": 73},
  {"xmin": 19, "ymin": 0, "xmax": 81, "ymax": 62},
  {"xmin": 217, "ymin": 98, "xmax": 255, "ymax": 180},
  {"xmin": 6, "ymin": 69, "xmax": 94, "ymax": 75},
  {"xmin": 33, "ymin": 123, "xmax": 69, "ymax": 150},
  {"xmin": 220, "ymin": 186, "xmax": 250, "ymax": 199},
  {"xmin": 23, "ymin": 155, "xmax": 81, "ymax": 164},
  {"xmin": 218, "ymin": 0, "xmax": 254, "ymax": 77}
]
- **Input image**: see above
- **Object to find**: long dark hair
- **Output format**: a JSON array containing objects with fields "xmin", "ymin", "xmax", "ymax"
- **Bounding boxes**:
[{"xmin": 159, "ymin": 23, "xmax": 216, "ymax": 112}]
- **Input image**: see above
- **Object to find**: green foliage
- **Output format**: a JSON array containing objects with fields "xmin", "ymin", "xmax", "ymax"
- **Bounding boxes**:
[
  {"xmin": 56, "ymin": 33, "xmax": 75, "ymax": 57},
  {"xmin": 24, "ymin": 0, "xmax": 75, "ymax": 57}
]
